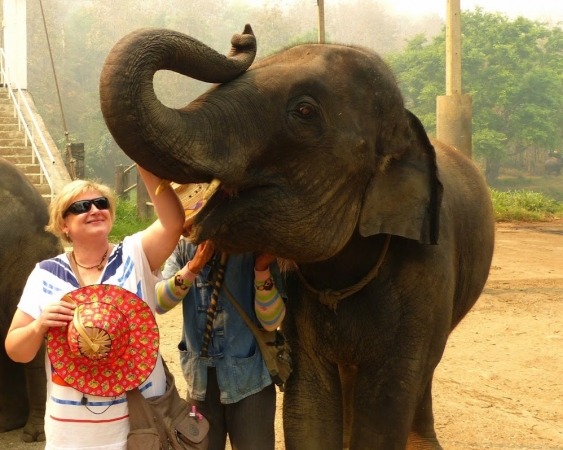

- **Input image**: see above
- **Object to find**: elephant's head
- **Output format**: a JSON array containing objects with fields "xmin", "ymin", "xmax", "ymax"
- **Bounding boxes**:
[{"xmin": 100, "ymin": 26, "xmax": 442, "ymax": 262}]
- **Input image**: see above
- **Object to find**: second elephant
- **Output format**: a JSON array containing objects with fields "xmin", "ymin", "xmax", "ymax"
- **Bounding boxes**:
[{"xmin": 0, "ymin": 158, "xmax": 62, "ymax": 442}]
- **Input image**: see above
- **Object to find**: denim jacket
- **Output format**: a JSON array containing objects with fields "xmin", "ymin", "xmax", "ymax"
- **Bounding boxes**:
[{"xmin": 162, "ymin": 238, "xmax": 285, "ymax": 404}]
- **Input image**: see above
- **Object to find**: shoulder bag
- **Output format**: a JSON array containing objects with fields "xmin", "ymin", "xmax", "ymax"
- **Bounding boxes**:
[{"xmin": 222, "ymin": 284, "xmax": 293, "ymax": 392}]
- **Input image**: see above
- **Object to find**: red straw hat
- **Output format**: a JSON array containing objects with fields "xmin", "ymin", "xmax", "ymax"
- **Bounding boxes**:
[{"xmin": 46, "ymin": 284, "xmax": 159, "ymax": 397}]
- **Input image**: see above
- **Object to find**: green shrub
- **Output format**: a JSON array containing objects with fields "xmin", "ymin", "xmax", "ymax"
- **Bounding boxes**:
[
  {"xmin": 109, "ymin": 197, "xmax": 154, "ymax": 243},
  {"xmin": 490, "ymin": 189, "xmax": 563, "ymax": 222},
  {"xmin": 109, "ymin": 190, "xmax": 563, "ymax": 242}
]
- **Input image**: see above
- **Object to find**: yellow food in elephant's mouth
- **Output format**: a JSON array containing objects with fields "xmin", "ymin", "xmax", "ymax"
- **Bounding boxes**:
[{"xmin": 156, "ymin": 178, "xmax": 222, "ymax": 227}]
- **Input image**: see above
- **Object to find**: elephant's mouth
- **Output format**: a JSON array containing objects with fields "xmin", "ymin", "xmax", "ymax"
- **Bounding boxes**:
[{"xmin": 186, "ymin": 179, "xmax": 240, "ymax": 240}]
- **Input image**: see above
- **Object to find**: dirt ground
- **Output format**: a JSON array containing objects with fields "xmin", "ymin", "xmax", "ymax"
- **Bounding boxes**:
[{"xmin": 2, "ymin": 221, "xmax": 562, "ymax": 449}]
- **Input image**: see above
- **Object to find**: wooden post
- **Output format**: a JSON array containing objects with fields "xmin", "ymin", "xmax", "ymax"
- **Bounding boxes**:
[
  {"xmin": 445, "ymin": 0, "xmax": 461, "ymax": 96},
  {"xmin": 136, "ymin": 168, "xmax": 150, "ymax": 219},
  {"xmin": 317, "ymin": 0, "xmax": 325, "ymax": 44},
  {"xmin": 436, "ymin": 0, "xmax": 472, "ymax": 158},
  {"xmin": 115, "ymin": 165, "xmax": 124, "ymax": 197}
]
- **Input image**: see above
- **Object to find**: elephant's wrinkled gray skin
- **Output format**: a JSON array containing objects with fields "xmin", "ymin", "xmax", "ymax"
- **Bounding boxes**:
[
  {"xmin": 0, "ymin": 158, "xmax": 62, "ymax": 442},
  {"xmin": 100, "ymin": 26, "xmax": 495, "ymax": 450},
  {"xmin": 545, "ymin": 156, "xmax": 562, "ymax": 175}
]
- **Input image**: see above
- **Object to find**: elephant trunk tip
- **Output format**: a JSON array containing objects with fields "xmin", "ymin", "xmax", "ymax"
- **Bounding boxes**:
[
  {"xmin": 243, "ymin": 24, "xmax": 254, "ymax": 36},
  {"xmin": 229, "ymin": 25, "xmax": 257, "ymax": 58}
]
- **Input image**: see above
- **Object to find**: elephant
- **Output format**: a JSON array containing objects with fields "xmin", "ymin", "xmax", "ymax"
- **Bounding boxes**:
[
  {"xmin": 99, "ymin": 26, "xmax": 495, "ymax": 450},
  {"xmin": 544, "ymin": 155, "xmax": 562, "ymax": 175},
  {"xmin": 0, "ymin": 157, "xmax": 62, "ymax": 441}
]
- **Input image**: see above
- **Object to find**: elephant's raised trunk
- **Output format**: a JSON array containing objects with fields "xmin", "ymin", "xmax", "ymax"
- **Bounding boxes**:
[{"xmin": 99, "ymin": 26, "xmax": 256, "ymax": 181}]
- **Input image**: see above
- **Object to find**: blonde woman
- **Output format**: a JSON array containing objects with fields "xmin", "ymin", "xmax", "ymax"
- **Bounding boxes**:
[{"xmin": 5, "ymin": 166, "xmax": 183, "ymax": 449}]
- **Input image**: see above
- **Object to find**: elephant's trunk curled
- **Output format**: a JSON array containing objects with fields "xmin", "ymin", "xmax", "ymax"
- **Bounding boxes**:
[{"xmin": 99, "ymin": 25, "xmax": 256, "ymax": 181}]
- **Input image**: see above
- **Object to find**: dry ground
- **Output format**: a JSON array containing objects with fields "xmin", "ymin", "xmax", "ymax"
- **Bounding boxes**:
[{"xmin": 2, "ymin": 221, "xmax": 562, "ymax": 449}]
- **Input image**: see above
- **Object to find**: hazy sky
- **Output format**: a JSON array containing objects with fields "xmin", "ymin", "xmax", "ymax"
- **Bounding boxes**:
[
  {"xmin": 235, "ymin": 0, "xmax": 563, "ymax": 22},
  {"xmin": 386, "ymin": 0, "xmax": 563, "ymax": 21}
]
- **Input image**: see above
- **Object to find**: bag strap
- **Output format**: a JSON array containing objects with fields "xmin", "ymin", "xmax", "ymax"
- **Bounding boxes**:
[
  {"xmin": 221, "ymin": 283, "xmax": 262, "ymax": 337},
  {"xmin": 221, "ymin": 284, "xmax": 282, "ymax": 380}
]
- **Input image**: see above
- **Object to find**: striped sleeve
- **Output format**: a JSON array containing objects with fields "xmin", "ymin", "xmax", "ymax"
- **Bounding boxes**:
[
  {"xmin": 254, "ymin": 267, "xmax": 286, "ymax": 331},
  {"xmin": 155, "ymin": 270, "xmax": 196, "ymax": 314}
]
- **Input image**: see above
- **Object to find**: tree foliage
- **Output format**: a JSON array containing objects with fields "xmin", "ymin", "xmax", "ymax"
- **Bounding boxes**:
[{"xmin": 388, "ymin": 8, "xmax": 563, "ymax": 182}]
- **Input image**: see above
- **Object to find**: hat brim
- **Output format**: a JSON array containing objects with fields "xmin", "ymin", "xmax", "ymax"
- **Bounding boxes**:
[
  {"xmin": 171, "ymin": 182, "xmax": 208, "ymax": 225},
  {"xmin": 46, "ymin": 284, "xmax": 159, "ymax": 397}
]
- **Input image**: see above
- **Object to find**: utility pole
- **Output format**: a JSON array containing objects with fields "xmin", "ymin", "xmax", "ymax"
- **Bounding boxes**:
[
  {"xmin": 317, "ymin": 0, "xmax": 325, "ymax": 43},
  {"xmin": 436, "ymin": 0, "xmax": 472, "ymax": 157}
]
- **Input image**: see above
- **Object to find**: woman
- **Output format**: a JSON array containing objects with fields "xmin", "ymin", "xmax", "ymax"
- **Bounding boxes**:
[
  {"xmin": 154, "ymin": 183, "xmax": 286, "ymax": 450},
  {"xmin": 4, "ymin": 166, "xmax": 184, "ymax": 449}
]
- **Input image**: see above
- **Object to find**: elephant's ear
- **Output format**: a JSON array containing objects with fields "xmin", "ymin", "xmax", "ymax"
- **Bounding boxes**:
[{"xmin": 359, "ymin": 110, "xmax": 443, "ymax": 244}]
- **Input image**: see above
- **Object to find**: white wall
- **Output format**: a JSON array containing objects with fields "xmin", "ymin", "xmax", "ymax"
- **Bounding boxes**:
[{"xmin": 3, "ymin": 0, "xmax": 27, "ymax": 89}]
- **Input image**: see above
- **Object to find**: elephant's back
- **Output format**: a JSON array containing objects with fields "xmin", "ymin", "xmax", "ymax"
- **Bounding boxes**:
[
  {"xmin": 431, "ymin": 141, "xmax": 495, "ymax": 327},
  {"xmin": 0, "ymin": 158, "xmax": 61, "ymax": 329}
]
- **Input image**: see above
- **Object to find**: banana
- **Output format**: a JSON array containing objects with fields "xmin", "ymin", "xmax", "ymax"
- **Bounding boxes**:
[
  {"xmin": 203, "ymin": 178, "xmax": 221, "ymax": 200},
  {"xmin": 155, "ymin": 180, "xmax": 171, "ymax": 195}
]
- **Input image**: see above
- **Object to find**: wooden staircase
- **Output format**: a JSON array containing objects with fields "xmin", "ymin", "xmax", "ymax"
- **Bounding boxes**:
[{"xmin": 0, "ymin": 88, "xmax": 70, "ymax": 203}]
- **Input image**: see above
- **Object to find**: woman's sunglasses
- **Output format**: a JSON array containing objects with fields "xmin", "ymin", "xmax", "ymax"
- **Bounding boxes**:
[{"xmin": 63, "ymin": 197, "xmax": 110, "ymax": 218}]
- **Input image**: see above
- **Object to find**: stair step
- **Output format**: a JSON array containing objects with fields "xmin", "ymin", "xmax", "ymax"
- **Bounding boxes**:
[
  {"xmin": 0, "ymin": 138, "xmax": 27, "ymax": 146},
  {"xmin": 1, "ymin": 154, "xmax": 34, "ymax": 164},
  {"xmin": 15, "ymin": 163, "xmax": 41, "ymax": 175},
  {"xmin": 0, "ymin": 116, "xmax": 20, "ymax": 124},
  {"xmin": 0, "ymin": 129, "xmax": 28, "ymax": 139},
  {"xmin": 0, "ymin": 146, "xmax": 32, "ymax": 155},
  {"xmin": 36, "ymin": 184, "xmax": 53, "ymax": 195},
  {"xmin": 0, "ymin": 103, "xmax": 15, "ymax": 112},
  {"xmin": 0, "ymin": 123, "xmax": 21, "ymax": 131}
]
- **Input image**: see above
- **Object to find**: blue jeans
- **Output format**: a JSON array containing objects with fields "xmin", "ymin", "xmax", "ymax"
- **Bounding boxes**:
[{"xmin": 188, "ymin": 368, "xmax": 276, "ymax": 450}]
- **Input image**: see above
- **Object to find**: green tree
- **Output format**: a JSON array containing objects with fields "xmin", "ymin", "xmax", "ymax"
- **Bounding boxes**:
[{"xmin": 388, "ymin": 8, "xmax": 563, "ymax": 183}]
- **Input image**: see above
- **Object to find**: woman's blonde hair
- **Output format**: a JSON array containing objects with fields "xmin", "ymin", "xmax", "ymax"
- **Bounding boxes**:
[{"xmin": 46, "ymin": 179, "xmax": 117, "ymax": 242}]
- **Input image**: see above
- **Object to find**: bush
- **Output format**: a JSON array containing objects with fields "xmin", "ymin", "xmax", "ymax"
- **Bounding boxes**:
[
  {"xmin": 109, "ymin": 197, "xmax": 155, "ymax": 243},
  {"xmin": 490, "ymin": 189, "xmax": 563, "ymax": 222}
]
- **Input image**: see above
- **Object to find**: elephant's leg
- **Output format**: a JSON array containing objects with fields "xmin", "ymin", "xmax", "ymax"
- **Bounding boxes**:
[
  {"xmin": 21, "ymin": 344, "xmax": 46, "ymax": 442},
  {"xmin": 0, "ymin": 349, "xmax": 28, "ymax": 432},
  {"xmin": 283, "ymin": 352, "xmax": 343, "ymax": 450},
  {"xmin": 349, "ymin": 363, "xmax": 421, "ymax": 450},
  {"xmin": 339, "ymin": 364, "xmax": 357, "ymax": 450},
  {"xmin": 406, "ymin": 379, "xmax": 443, "ymax": 450}
]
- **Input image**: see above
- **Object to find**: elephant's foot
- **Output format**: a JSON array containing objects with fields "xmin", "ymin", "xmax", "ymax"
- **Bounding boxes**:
[
  {"xmin": 406, "ymin": 431, "xmax": 443, "ymax": 450},
  {"xmin": 21, "ymin": 421, "xmax": 46, "ymax": 442},
  {"xmin": 22, "ymin": 424, "xmax": 45, "ymax": 442},
  {"xmin": 0, "ymin": 416, "xmax": 26, "ymax": 433}
]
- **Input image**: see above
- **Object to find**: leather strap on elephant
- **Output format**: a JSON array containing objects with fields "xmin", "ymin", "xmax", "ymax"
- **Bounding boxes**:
[
  {"xmin": 201, "ymin": 251, "xmax": 229, "ymax": 358},
  {"xmin": 296, "ymin": 234, "xmax": 391, "ymax": 312}
]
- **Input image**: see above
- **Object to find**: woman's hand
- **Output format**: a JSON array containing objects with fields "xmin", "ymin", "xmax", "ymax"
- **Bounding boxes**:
[
  {"xmin": 38, "ymin": 300, "xmax": 76, "ymax": 331},
  {"xmin": 188, "ymin": 240, "xmax": 216, "ymax": 273},
  {"xmin": 6, "ymin": 300, "xmax": 76, "ymax": 363},
  {"xmin": 255, "ymin": 253, "xmax": 276, "ymax": 271}
]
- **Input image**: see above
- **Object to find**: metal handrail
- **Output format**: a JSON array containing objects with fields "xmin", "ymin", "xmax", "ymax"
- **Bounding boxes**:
[{"xmin": 0, "ymin": 48, "xmax": 55, "ymax": 199}]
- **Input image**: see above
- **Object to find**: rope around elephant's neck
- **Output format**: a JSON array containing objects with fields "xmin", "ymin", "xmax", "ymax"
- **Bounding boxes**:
[{"xmin": 295, "ymin": 234, "xmax": 391, "ymax": 312}]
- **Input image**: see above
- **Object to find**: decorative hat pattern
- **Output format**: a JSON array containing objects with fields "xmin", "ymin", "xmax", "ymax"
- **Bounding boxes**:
[
  {"xmin": 46, "ymin": 284, "xmax": 159, "ymax": 397},
  {"xmin": 171, "ymin": 179, "xmax": 221, "ymax": 230},
  {"xmin": 171, "ymin": 182, "xmax": 208, "ymax": 227}
]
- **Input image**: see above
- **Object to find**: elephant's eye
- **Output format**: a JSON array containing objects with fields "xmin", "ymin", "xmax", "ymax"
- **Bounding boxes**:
[{"xmin": 298, "ymin": 104, "xmax": 312, "ymax": 116}]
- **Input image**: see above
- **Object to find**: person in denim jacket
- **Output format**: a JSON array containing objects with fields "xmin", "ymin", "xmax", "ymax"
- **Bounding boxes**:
[{"xmin": 155, "ymin": 235, "xmax": 286, "ymax": 450}]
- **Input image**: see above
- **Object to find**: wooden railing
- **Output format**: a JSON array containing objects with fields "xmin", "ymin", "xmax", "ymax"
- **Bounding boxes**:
[{"xmin": 114, "ymin": 163, "xmax": 153, "ymax": 219}]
